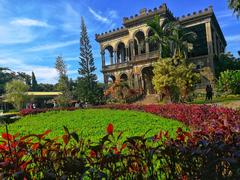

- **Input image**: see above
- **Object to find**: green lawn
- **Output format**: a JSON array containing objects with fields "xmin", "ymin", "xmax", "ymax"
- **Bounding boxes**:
[
  {"xmin": 0, "ymin": 109, "xmax": 187, "ymax": 141},
  {"xmin": 192, "ymin": 95, "xmax": 240, "ymax": 104}
]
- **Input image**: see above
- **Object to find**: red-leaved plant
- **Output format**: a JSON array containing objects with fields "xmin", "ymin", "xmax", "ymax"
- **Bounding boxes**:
[{"xmin": 1, "ymin": 123, "xmax": 240, "ymax": 179}]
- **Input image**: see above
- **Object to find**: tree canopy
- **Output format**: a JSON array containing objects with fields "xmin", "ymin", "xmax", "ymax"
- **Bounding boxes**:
[{"xmin": 5, "ymin": 80, "xmax": 29, "ymax": 110}]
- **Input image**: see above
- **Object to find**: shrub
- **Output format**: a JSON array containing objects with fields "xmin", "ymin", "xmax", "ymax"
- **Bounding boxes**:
[
  {"xmin": 217, "ymin": 70, "xmax": 240, "ymax": 95},
  {"xmin": 104, "ymin": 81, "xmax": 143, "ymax": 103},
  {"xmin": 19, "ymin": 107, "xmax": 78, "ymax": 116},
  {"xmin": 97, "ymin": 104, "xmax": 240, "ymax": 138},
  {"xmin": 0, "ymin": 124, "xmax": 240, "ymax": 179}
]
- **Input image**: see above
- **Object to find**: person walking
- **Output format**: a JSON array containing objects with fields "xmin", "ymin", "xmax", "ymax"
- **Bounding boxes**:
[
  {"xmin": 205, "ymin": 84, "xmax": 213, "ymax": 102},
  {"xmin": 208, "ymin": 85, "xmax": 213, "ymax": 101},
  {"xmin": 205, "ymin": 85, "xmax": 210, "ymax": 101}
]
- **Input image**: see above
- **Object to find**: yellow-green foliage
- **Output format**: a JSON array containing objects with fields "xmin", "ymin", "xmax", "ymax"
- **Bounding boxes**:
[
  {"xmin": 153, "ymin": 57, "xmax": 200, "ymax": 101},
  {"xmin": 152, "ymin": 58, "xmax": 176, "ymax": 94},
  {"xmin": 5, "ymin": 80, "xmax": 29, "ymax": 110}
]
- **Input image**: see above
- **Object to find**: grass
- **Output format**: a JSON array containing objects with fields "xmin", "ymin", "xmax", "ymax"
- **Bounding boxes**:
[
  {"xmin": 0, "ymin": 109, "xmax": 187, "ymax": 141},
  {"xmin": 192, "ymin": 95, "xmax": 240, "ymax": 104}
]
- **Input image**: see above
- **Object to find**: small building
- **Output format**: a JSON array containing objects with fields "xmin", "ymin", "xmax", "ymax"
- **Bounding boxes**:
[
  {"xmin": 95, "ymin": 3, "xmax": 226, "ymax": 94},
  {"xmin": 0, "ymin": 92, "xmax": 62, "ymax": 111}
]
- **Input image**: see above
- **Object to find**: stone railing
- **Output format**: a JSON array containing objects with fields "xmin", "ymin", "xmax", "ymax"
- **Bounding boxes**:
[
  {"xmin": 132, "ymin": 51, "xmax": 159, "ymax": 62},
  {"xmin": 102, "ymin": 62, "xmax": 131, "ymax": 72}
]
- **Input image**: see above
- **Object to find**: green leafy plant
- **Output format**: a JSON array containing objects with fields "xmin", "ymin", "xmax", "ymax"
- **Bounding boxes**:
[
  {"xmin": 217, "ymin": 70, "xmax": 240, "ymax": 95},
  {"xmin": 4, "ymin": 80, "xmax": 29, "ymax": 110}
]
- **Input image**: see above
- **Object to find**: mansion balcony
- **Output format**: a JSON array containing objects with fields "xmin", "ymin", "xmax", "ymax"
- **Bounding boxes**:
[{"xmin": 102, "ymin": 50, "xmax": 159, "ymax": 72}]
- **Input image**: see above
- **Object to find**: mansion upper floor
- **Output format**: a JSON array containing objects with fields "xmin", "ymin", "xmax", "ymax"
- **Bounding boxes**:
[{"xmin": 95, "ymin": 3, "xmax": 226, "ymax": 82}]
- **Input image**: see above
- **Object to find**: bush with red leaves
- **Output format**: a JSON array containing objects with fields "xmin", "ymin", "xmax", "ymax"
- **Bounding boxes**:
[
  {"xmin": 19, "ymin": 107, "xmax": 78, "ymax": 116},
  {"xmin": 0, "ymin": 124, "xmax": 240, "ymax": 179},
  {"xmin": 97, "ymin": 104, "xmax": 240, "ymax": 138}
]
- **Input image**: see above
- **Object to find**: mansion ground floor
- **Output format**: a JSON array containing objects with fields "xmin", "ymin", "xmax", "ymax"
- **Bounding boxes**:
[{"xmin": 102, "ymin": 51, "xmax": 215, "ymax": 94}]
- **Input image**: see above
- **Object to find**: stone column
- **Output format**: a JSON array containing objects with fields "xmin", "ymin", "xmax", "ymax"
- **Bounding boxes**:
[
  {"xmin": 126, "ymin": 47, "xmax": 129, "ymax": 61},
  {"xmin": 138, "ymin": 42, "xmax": 141, "ymax": 55},
  {"xmin": 205, "ymin": 21, "xmax": 215, "ymax": 84},
  {"xmin": 131, "ymin": 41, "xmax": 135, "ymax": 58},
  {"xmin": 205, "ymin": 21, "xmax": 213, "ymax": 56},
  {"xmin": 213, "ymin": 33, "xmax": 217, "ymax": 55},
  {"xmin": 101, "ymin": 51, "xmax": 105, "ymax": 67},
  {"xmin": 110, "ymin": 52, "xmax": 113, "ymax": 65},
  {"xmin": 114, "ymin": 51, "xmax": 117, "ymax": 64},
  {"xmin": 146, "ymin": 41, "xmax": 149, "ymax": 54}
]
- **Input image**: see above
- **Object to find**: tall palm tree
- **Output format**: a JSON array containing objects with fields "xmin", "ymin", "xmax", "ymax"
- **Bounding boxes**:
[
  {"xmin": 147, "ymin": 16, "xmax": 169, "ymax": 58},
  {"xmin": 228, "ymin": 0, "xmax": 240, "ymax": 18},
  {"xmin": 164, "ymin": 22, "xmax": 197, "ymax": 59}
]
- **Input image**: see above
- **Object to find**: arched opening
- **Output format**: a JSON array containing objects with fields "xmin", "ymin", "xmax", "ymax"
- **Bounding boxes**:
[
  {"xmin": 108, "ymin": 75, "xmax": 116, "ymax": 84},
  {"xmin": 104, "ymin": 45, "xmax": 114, "ymax": 65},
  {"xmin": 120, "ymin": 73, "xmax": 128, "ymax": 82},
  {"xmin": 142, "ymin": 66, "xmax": 155, "ymax": 94},
  {"xmin": 134, "ymin": 31, "xmax": 146, "ymax": 55},
  {"xmin": 148, "ymin": 29, "xmax": 159, "ymax": 52},
  {"xmin": 117, "ymin": 42, "xmax": 126, "ymax": 63}
]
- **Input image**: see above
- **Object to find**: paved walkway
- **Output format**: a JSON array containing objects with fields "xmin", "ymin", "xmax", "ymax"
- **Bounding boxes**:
[{"xmin": 215, "ymin": 100, "xmax": 240, "ymax": 110}]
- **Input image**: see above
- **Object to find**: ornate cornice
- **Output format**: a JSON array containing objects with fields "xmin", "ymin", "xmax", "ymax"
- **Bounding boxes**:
[
  {"xmin": 122, "ymin": 3, "xmax": 175, "ymax": 27},
  {"xmin": 95, "ymin": 4, "xmax": 226, "ymax": 46},
  {"xmin": 95, "ymin": 27, "xmax": 129, "ymax": 43}
]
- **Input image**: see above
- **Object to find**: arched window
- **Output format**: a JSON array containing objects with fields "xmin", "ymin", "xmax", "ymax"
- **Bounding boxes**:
[
  {"xmin": 117, "ymin": 42, "xmax": 126, "ymax": 63},
  {"xmin": 134, "ymin": 31, "xmax": 145, "ymax": 55},
  {"xmin": 104, "ymin": 45, "xmax": 113, "ymax": 65},
  {"xmin": 148, "ymin": 29, "xmax": 159, "ymax": 52}
]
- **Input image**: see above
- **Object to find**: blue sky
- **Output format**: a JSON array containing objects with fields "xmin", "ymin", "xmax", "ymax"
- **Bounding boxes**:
[{"xmin": 0, "ymin": 0, "xmax": 239, "ymax": 84}]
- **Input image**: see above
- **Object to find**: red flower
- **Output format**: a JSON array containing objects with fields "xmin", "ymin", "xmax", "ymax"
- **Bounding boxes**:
[
  {"xmin": 107, "ymin": 123, "xmax": 114, "ymax": 135},
  {"xmin": 120, "ymin": 144, "xmax": 127, "ymax": 151},
  {"xmin": 2, "ymin": 133, "xmax": 13, "ymax": 141},
  {"xmin": 113, "ymin": 147, "xmax": 119, "ymax": 154},
  {"xmin": 32, "ymin": 143, "xmax": 40, "ymax": 150},
  {"xmin": 90, "ymin": 150, "xmax": 96, "ymax": 158}
]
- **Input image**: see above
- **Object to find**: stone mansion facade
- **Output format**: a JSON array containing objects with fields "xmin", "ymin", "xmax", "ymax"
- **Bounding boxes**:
[{"xmin": 95, "ymin": 3, "xmax": 226, "ymax": 94}]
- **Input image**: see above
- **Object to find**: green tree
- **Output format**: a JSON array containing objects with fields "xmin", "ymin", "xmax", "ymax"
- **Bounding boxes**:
[
  {"xmin": 153, "ymin": 57, "xmax": 200, "ymax": 102},
  {"xmin": 55, "ymin": 56, "xmax": 72, "ymax": 107},
  {"xmin": 5, "ymin": 80, "xmax": 29, "ymax": 110},
  {"xmin": 31, "ymin": 71, "xmax": 38, "ymax": 91},
  {"xmin": 37, "ymin": 83, "xmax": 55, "ymax": 92},
  {"xmin": 165, "ymin": 22, "xmax": 197, "ymax": 59},
  {"xmin": 228, "ymin": 0, "xmax": 240, "ymax": 17},
  {"xmin": 147, "ymin": 16, "xmax": 169, "ymax": 58},
  {"xmin": 152, "ymin": 58, "xmax": 176, "ymax": 101},
  {"xmin": 214, "ymin": 52, "xmax": 240, "ymax": 78},
  {"xmin": 217, "ymin": 70, "xmax": 240, "ymax": 94},
  {"xmin": 77, "ymin": 17, "xmax": 100, "ymax": 104},
  {"xmin": 0, "ymin": 67, "xmax": 15, "ymax": 95},
  {"xmin": 16, "ymin": 72, "xmax": 31, "ymax": 86},
  {"xmin": 174, "ymin": 58, "xmax": 200, "ymax": 101}
]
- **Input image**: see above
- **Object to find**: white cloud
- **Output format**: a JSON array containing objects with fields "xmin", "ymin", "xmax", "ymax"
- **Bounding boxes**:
[
  {"xmin": 10, "ymin": 18, "xmax": 50, "ymax": 27},
  {"xmin": 0, "ymin": 25, "xmax": 37, "ymax": 44},
  {"xmin": 108, "ymin": 10, "xmax": 118, "ymax": 19},
  {"xmin": 0, "ymin": 57, "xmax": 58, "ymax": 83},
  {"xmin": 65, "ymin": 56, "xmax": 79, "ymax": 61},
  {"xmin": 88, "ymin": 7, "xmax": 111, "ymax": 24},
  {"xmin": 26, "ymin": 40, "xmax": 79, "ymax": 52},
  {"xmin": 226, "ymin": 34, "xmax": 240, "ymax": 42},
  {"xmin": 61, "ymin": 4, "xmax": 81, "ymax": 33}
]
